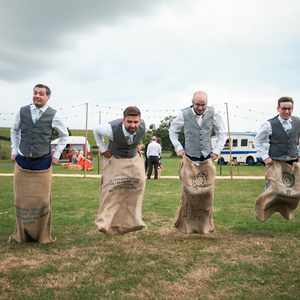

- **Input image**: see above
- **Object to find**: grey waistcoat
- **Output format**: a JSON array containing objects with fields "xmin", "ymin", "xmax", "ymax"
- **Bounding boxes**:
[
  {"xmin": 182, "ymin": 106, "xmax": 214, "ymax": 158},
  {"xmin": 269, "ymin": 116, "xmax": 300, "ymax": 161},
  {"xmin": 19, "ymin": 105, "xmax": 56, "ymax": 158},
  {"xmin": 108, "ymin": 118, "xmax": 145, "ymax": 158}
]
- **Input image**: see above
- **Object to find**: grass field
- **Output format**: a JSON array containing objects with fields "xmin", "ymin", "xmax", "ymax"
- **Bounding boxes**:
[
  {"xmin": 0, "ymin": 156, "xmax": 265, "ymax": 177},
  {"xmin": 0, "ymin": 127, "xmax": 10, "ymax": 138},
  {"xmin": 0, "ymin": 177, "xmax": 299, "ymax": 299}
]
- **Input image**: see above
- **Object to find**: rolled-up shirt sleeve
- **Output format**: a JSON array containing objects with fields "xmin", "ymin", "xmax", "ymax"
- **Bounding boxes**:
[
  {"xmin": 10, "ymin": 110, "xmax": 21, "ymax": 157},
  {"xmin": 255, "ymin": 121, "xmax": 271, "ymax": 161},
  {"xmin": 93, "ymin": 123, "xmax": 113, "ymax": 153},
  {"xmin": 212, "ymin": 113, "xmax": 227, "ymax": 155},
  {"xmin": 52, "ymin": 112, "xmax": 69, "ymax": 160},
  {"xmin": 169, "ymin": 111, "xmax": 184, "ymax": 152}
]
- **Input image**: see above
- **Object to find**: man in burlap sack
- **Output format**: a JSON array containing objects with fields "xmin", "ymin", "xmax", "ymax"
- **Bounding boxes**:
[
  {"xmin": 10, "ymin": 84, "xmax": 69, "ymax": 243},
  {"xmin": 169, "ymin": 91, "xmax": 226, "ymax": 234},
  {"xmin": 94, "ymin": 106, "xmax": 146, "ymax": 234},
  {"xmin": 255, "ymin": 97, "xmax": 300, "ymax": 221}
]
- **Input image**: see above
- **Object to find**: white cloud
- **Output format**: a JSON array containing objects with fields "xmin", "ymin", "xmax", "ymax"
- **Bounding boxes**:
[{"xmin": 1, "ymin": 0, "xmax": 300, "ymax": 132}]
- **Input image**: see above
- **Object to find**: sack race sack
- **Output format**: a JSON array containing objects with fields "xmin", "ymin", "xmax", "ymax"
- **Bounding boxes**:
[
  {"xmin": 10, "ymin": 163, "xmax": 54, "ymax": 243},
  {"xmin": 175, "ymin": 156, "xmax": 216, "ymax": 234},
  {"xmin": 95, "ymin": 154, "xmax": 146, "ymax": 234},
  {"xmin": 256, "ymin": 161, "xmax": 300, "ymax": 221}
]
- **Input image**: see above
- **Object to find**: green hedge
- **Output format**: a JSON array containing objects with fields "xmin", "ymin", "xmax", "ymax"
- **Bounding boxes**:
[{"xmin": 0, "ymin": 141, "xmax": 10, "ymax": 160}]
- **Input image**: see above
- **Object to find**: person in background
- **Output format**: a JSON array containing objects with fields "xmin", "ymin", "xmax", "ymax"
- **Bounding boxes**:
[
  {"xmin": 156, "ymin": 137, "xmax": 163, "ymax": 177},
  {"xmin": 146, "ymin": 136, "xmax": 162, "ymax": 180}
]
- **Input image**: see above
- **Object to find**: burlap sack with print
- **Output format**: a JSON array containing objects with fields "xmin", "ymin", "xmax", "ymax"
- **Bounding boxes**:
[
  {"xmin": 10, "ymin": 164, "xmax": 54, "ymax": 244},
  {"xmin": 256, "ymin": 161, "xmax": 300, "ymax": 221},
  {"xmin": 175, "ymin": 155, "xmax": 216, "ymax": 234},
  {"xmin": 95, "ymin": 154, "xmax": 146, "ymax": 234}
]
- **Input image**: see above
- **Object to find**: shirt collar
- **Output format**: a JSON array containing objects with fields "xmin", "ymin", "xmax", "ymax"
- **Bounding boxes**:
[
  {"xmin": 278, "ymin": 115, "xmax": 292, "ymax": 123},
  {"xmin": 122, "ymin": 123, "xmax": 136, "ymax": 137},
  {"xmin": 30, "ymin": 103, "xmax": 48, "ymax": 112}
]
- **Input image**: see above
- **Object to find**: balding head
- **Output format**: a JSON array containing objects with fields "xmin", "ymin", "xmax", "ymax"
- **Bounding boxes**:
[
  {"xmin": 192, "ymin": 90, "xmax": 208, "ymax": 115},
  {"xmin": 192, "ymin": 91, "xmax": 207, "ymax": 102}
]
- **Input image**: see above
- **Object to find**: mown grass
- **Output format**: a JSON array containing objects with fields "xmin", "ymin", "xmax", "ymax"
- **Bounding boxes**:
[{"xmin": 0, "ymin": 177, "xmax": 299, "ymax": 299}]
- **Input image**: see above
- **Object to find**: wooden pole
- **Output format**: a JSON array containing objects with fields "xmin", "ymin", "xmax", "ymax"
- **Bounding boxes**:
[
  {"xmin": 97, "ymin": 109, "xmax": 101, "ymax": 175},
  {"xmin": 84, "ymin": 102, "xmax": 89, "ymax": 178},
  {"xmin": 98, "ymin": 110, "xmax": 101, "ymax": 125},
  {"xmin": 225, "ymin": 102, "xmax": 233, "ymax": 179}
]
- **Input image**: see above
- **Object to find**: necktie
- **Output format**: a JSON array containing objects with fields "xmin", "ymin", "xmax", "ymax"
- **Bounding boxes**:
[
  {"xmin": 35, "ymin": 109, "xmax": 42, "ymax": 123},
  {"xmin": 128, "ymin": 135, "xmax": 134, "ymax": 144},
  {"xmin": 32, "ymin": 108, "xmax": 38, "ymax": 124},
  {"xmin": 282, "ymin": 120, "xmax": 292, "ymax": 132}
]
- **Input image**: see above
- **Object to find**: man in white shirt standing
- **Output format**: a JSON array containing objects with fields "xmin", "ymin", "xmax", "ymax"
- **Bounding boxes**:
[
  {"xmin": 10, "ymin": 84, "xmax": 69, "ymax": 243},
  {"xmin": 94, "ymin": 106, "xmax": 146, "ymax": 234},
  {"xmin": 169, "ymin": 90, "xmax": 226, "ymax": 234},
  {"xmin": 255, "ymin": 97, "xmax": 300, "ymax": 221},
  {"xmin": 146, "ymin": 136, "xmax": 162, "ymax": 180}
]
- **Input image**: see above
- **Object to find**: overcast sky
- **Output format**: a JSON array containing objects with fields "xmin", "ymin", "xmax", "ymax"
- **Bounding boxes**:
[{"xmin": 1, "ymin": 0, "xmax": 300, "ymax": 131}]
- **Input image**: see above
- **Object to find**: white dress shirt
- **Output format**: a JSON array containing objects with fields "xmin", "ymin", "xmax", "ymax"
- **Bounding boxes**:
[
  {"xmin": 94, "ymin": 123, "xmax": 137, "ymax": 153},
  {"xmin": 11, "ymin": 104, "xmax": 69, "ymax": 160},
  {"xmin": 169, "ymin": 107, "xmax": 227, "ymax": 155},
  {"xmin": 146, "ymin": 141, "xmax": 162, "ymax": 158},
  {"xmin": 255, "ymin": 115, "xmax": 299, "ymax": 160}
]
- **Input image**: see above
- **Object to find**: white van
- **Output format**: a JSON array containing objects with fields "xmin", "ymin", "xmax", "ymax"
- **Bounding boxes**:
[{"xmin": 217, "ymin": 132, "xmax": 260, "ymax": 165}]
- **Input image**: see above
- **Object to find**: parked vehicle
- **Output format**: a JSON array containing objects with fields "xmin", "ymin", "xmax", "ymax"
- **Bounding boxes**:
[
  {"xmin": 51, "ymin": 136, "xmax": 92, "ymax": 162},
  {"xmin": 215, "ymin": 132, "xmax": 260, "ymax": 165}
]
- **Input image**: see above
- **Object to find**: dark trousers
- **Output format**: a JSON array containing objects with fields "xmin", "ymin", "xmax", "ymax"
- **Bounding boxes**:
[
  {"xmin": 144, "ymin": 158, "xmax": 148, "ymax": 173},
  {"xmin": 147, "ymin": 156, "xmax": 160, "ymax": 179},
  {"xmin": 186, "ymin": 154, "xmax": 211, "ymax": 161},
  {"xmin": 15, "ymin": 153, "xmax": 52, "ymax": 170},
  {"xmin": 283, "ymin": 159, "xmax": 298, "ymax": 165}
]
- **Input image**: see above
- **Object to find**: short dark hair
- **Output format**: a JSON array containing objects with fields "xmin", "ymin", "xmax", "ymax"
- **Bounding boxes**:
[
  {"xmin": 278, "ymin": 96, "xmax": 293, "ymax": 106},
  {"xmin": 123, "ymin": 106, "xmax": 141, "ymax": 118},
  {"xmin": 34, "ymin": 84, "xmax": 51, "ymax": 96}
]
